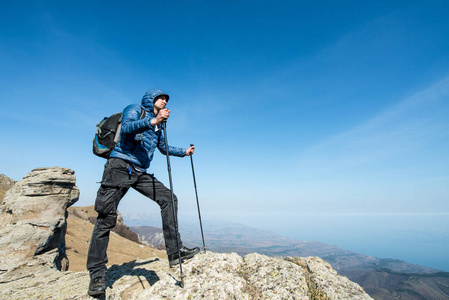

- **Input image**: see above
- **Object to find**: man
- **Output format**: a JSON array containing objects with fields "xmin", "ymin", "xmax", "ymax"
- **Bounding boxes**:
[{"xmin": 87, "ymin": 89, "xmax": 199, "ymax": 297}]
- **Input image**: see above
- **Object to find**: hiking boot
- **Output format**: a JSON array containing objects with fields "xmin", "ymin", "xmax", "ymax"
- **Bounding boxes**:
[
  {"xmin": 168, "ymin": 246, "xmax": 200, "ymax": 266},
  {"xmin": 88, "ymin": 276, "xmax": 106, "ymax": 297}
]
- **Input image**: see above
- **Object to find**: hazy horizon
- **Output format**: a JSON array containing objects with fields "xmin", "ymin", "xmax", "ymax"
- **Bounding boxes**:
[{"xmin": 118, "ymin": 208, "xmax": 449, "ymax": 272}]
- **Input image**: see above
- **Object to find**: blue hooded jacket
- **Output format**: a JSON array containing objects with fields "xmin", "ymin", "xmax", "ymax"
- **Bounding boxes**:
[{"xmin": 109, "ymin": 89, "xmax": 186, "ymax": 171}]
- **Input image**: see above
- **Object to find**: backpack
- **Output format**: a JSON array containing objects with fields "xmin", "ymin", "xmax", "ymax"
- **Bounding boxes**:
[{"xmin": 93, "ymin": 108, "xmax": 145, "ymax": 158}]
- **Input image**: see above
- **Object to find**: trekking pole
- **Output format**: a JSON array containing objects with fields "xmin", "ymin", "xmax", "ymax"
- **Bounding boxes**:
[
  {"xmin": 189, "ymin": 144, "xmax": 206, "ymax": 253},
  {"xmin": 161, "ymin": 121, "xmax": 184, "ymax": 286}
]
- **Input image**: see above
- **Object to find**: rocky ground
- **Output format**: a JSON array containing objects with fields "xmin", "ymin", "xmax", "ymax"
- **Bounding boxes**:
[
  {"xmin": 0, "ymin": 168, "xmax": 372, "ymax": 299},
  {"xmin": 0, "ymin": 251, "xmax": 373, "ymax": 300}
]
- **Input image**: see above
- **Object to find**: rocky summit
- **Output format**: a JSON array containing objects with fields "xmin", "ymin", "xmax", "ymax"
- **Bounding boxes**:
[
  {"xmin": 133, "ymin": 252, "xmax": 372, "ymax": 300},
  {"xmin": 0, "ymin": 168, "xmax": 372, "ymax": 299}
]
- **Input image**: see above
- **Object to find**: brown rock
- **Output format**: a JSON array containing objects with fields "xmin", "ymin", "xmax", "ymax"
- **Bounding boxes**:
[{"xmin": 0, "ymin": 174, "xmax": 16, "ymax": 201}]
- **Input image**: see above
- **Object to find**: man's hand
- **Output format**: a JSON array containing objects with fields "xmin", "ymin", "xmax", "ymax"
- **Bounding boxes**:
[
  {"xmin": 151, "ymin": 108, "xmax": 170, "ymax": 126},
  {"xmin": 186, "ymin": 145, "xmax": 195, "ymax": 156}
]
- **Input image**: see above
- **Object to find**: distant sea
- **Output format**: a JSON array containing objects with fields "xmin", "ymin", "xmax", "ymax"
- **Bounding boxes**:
[
  {"xmin": 254, "ymin": 213, "xmax": 449, "ymax": 272},
  {"xmin": 125, "ymin": 208, "xmax": 449, "ymax": 272}
]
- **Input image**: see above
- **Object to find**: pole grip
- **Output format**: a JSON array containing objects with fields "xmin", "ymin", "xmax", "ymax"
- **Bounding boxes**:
[{"xmin": 190, "ymin": 144, "xmax": 194, "ymax": 147}]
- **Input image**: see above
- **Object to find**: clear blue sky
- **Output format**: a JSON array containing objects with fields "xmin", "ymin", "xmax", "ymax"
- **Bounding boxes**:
[{"xmin": 1, "ymin": 1, "xmax": 448, "ymax": 251}]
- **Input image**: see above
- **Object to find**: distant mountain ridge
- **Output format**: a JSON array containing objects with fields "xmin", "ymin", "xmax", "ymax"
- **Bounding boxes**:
[{"xmin": 123, "ymin": 212, "xmax": 439, "ymax": 274}]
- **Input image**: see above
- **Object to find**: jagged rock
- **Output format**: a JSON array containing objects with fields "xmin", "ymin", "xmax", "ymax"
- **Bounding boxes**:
[
  {"xmin": 132, "ymin": 226, "xmax": 166, "ymax": 249},
  {"xmin": 0, "ymin": 167, "xmax": 79, "ymax": 274},
  {"xmin": 288, "ymin": 257, "xmax": 372, "ymax": 299},
  {"xmin": 136, "ymin": 252, "xmax": 372, "ymax": 300},
  {"xmin": 241, "ymin": 253, "xmax": 308, "ymax": 299}
]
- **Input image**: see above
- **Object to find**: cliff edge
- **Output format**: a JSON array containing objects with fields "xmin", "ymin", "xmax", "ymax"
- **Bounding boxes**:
[{"xmin": 0, "ymin": 168, "xmax": 372, "ymax": 299}]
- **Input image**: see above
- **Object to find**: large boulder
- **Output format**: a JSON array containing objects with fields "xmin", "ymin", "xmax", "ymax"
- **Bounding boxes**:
[
  {"xmin": 0, "ymin": 167, "xmax": 79, "ymax": 272},
  {"xmin": 135, "ymin": 252, "xmax": 373, "ymax": 300}
]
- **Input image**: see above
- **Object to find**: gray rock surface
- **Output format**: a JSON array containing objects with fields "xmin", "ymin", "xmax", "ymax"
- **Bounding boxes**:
[
  {"xmin": 289, "ymin": 257, "xmax": 372, "ymax": 299},
  {"xmin": 135, "ymin": 252, "xmax": 372, "ymax": 300},
  {"xmin": 0, "ymin": 251, "xmax": 373, "ymax": 300},
  {"xmin": 0, "ymin": 167, "xmax": 79, "ymax": 272}
]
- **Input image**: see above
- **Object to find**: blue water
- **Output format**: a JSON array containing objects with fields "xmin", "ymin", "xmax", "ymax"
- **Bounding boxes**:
[{"xmin": 249, "ymin": 214, "xmax": 449, "ymax": 272}]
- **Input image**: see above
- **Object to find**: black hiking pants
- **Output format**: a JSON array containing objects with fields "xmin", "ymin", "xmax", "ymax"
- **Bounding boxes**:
[{"xmin": 86, "ymin": 158, "xmax": 182, "ymax": 279}]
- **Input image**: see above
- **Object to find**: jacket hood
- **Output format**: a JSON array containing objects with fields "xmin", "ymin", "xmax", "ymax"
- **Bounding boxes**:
[{"xmin": 141, "ymin": 89, "xmax": 170, "ymax": 113}]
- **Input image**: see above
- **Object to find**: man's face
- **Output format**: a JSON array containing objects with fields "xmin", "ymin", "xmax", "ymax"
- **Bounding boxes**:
[{"xmin": 153, "ymin": 95, "xmax": 167, "ymax": 111}]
